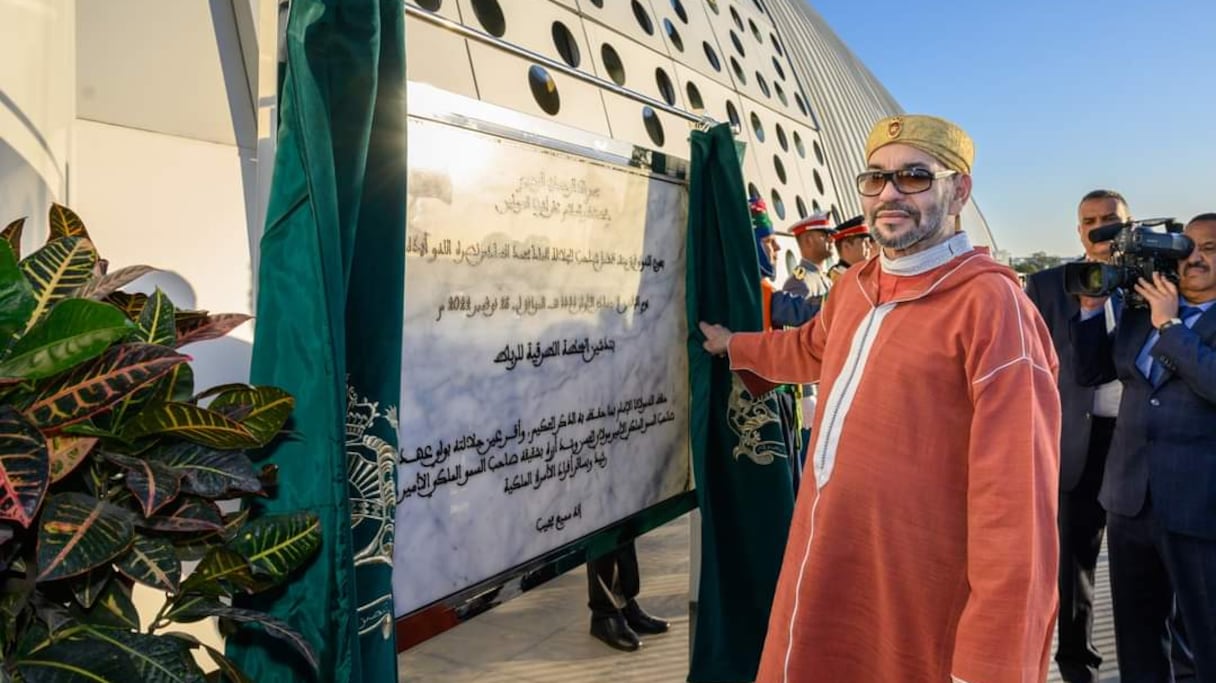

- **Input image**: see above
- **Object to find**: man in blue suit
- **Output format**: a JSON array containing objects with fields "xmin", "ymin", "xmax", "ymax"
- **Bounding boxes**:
[
  {"xmin": 1071, "ymin": 214, "xmax": 1216, "ymax": 682},
  {"xmin": 1026, "ymin": 189, "xmax": 1130, "ymax": 683}
]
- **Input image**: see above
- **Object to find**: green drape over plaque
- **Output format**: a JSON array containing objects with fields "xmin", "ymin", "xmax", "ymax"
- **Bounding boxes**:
[
  {"xmin": 686, "ymin": 124, "xmax": 795, "ymax": 682},
  {"xmin": 225, "ymin": 1, "xmax": 405, "ymax": 681}
]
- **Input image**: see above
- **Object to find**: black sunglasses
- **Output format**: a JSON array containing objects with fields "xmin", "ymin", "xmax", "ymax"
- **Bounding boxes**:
[{"xmin": 856, "ymin": 168, "xmax": 956, "ymax": 197}]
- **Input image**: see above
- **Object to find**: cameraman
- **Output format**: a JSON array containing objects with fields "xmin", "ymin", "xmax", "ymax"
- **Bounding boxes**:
[
  {"xmin": 1070, "ymin": 214, "xmax": 1216, "ymax": 681},
  {"xmin": 1026, "ymin": 189, "xmax": 1129, "ymax": 683}
]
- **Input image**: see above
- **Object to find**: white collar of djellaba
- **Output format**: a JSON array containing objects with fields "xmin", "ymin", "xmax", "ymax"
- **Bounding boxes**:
[{"xmin": 881, "ymin": 231, "xmax": 973, "ymax": 277}]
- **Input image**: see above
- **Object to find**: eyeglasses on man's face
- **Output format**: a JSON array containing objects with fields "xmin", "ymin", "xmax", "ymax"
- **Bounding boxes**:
[{"xmin": 855, "ymin": 168, "xmax": 956, "ymax": 197}]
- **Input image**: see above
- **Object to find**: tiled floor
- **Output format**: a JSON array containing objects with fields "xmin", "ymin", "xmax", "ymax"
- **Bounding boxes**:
[{"xmin": 399, "ymin": 513, "xmax": 1120, "ymax": 682}]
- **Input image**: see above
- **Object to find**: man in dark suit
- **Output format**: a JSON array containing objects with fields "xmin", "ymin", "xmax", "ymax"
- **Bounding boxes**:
[
  {"xmin": 1071, "ymin": 214, "xmax": 1216, "ymax": 681},
  {"xmin": 586, "ymin": 542, "xmax": 669, "ymax": 651},
  {"xmin": 1026, "ymin": 189, "xmax": 1129, "ymax": 683}
]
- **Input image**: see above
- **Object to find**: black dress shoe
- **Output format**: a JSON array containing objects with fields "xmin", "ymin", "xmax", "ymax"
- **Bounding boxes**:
[
  {"xmin": 590, "ymin": 614, "xmax": 641, "ymax": 652},
  {"xmin": 622, "ymin": 599, "xmax": 669, "ymax": 635}
]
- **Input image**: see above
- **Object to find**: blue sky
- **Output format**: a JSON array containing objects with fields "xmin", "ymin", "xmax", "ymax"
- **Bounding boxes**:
[{"xmin": 809, "ymin": 0, "xmax": 1216, "ymax": 257}]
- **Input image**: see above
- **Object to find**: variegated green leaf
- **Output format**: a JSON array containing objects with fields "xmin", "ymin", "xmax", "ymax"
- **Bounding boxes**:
[
  {"xmin": 104, "ymin": 450, "xmax": 182, "ymax": 516},
  {"xmin": 179, "ymin": 546, "xmax": 255, "ymax": 597},
  {"xmin": 81, "ymin": 627, "xmax": 205, "ymax": 683},
  {"xmin": 48, "ymin": 204, "xmax": 89, "ymax": 240},
  {"xmin": 86, "ymin": 576, "xmax": 140, "ymax": 631},
  {"xmin": 201, "ymin": 643, "xmax": 253, "ymax": 683},
  {"xmin": 15, "ymin": 637, "xmax": 143, "ymax": 682},
  {"xmin": 174, "ymin": 314, "xmax": 251, "ymax": 348},
  {"xmin": 116, "ymin": 535, "xmax": 180, "ymax": 592},
  {"xmin": 0, "ymin": 406, "xmax": 49, "ymax": 528},
  {"xmin": 105, "ymin": 291, "xmax": 148, "ymax": 320},
  {"xmin": 19, "ymin": 236, "xmax": 98, "ymax": 332},
  {"xmin": 0, "ymin": 239, "xmax": 36, "ymax": 344},
  {"xmin": 61, "ymin": 422, "xmax": 125, "ymax": 441},
  {"xmin": 168, "ymin": 508, "xmax": 249, "ymax": 563},
  {"xmin": 122, "ymin": 403, "xmax": 258, "ymax": 449},
  {"xmin": 36, "ymin": 492, "xmax": 135, "ymax": 581},
  {"xmin": 136, "ymin": 288, "xmax": 177, "ymax": 346},
  {"xmin": 2, "ymin": 217, "xmax": 25, "ymax": 258},
  {"xmin": 151, "ymin": 362, "xmax": 194, "ymax": 406},
  {"xmin": 23, "ymin": 343, "xmax": 187, "ymax": 428},
  {"xmin": 228, "ymin": 512, "xmax": 320, "ymax": 582},
  {"xmin": 149, "ymin": 442, "xmax": 260, "ymax": 499},
  {"xmin": 143, "ymin": 497, "xmax": 223, "ymax": 533},
  {"xmin": 77, "ymin": 264, "xmax": 157, "ymax": 300},
  {"xmin": 207, "ymin": 387, "xmax": 293, "ymax": 447},
  {"xmin": 0, "ymin": 299, "xmax": 134, "ymax": 380},
  {"xmin": 69, "ymin": 565, "xmax": 112, "ymax": 609},
  {"xmin": 165, "ymin": 599, "xmax": 317, "ymax": 673},
  {"xmin": 164, "ymin": 633, "xmax": 254, "ymax": 683},
  {"xmin": 47, "ymin": 435, "xmax": 97, "ymax": 483}
]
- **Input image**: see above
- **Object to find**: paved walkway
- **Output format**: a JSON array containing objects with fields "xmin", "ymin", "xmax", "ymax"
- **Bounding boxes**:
[{"xmin": 399, "ymin": 513, "xmax": 1120, "ymax": 682}]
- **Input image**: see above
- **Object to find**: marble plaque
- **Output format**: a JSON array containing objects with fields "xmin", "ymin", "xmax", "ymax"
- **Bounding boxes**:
[{"xmin": 393, "ymin": 118, "xmax": 691, "ymax": 616}]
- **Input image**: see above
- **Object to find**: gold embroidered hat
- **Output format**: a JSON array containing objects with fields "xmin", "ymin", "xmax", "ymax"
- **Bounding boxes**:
[{"xmin": 865, "ymin": 115, "xmax": 974, "ymax": 175}]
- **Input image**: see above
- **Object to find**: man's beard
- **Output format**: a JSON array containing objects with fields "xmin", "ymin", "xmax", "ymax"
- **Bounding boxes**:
[{"xmin": 867, "ymin": 200, "xmax": 949, "ymax": 251}]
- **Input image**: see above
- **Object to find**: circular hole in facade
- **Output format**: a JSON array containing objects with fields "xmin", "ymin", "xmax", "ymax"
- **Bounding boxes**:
[
  {"xmin": 702, "ymin": 42, "xmax": 722, "ymax": 72},
  {"xmin": 730, "ymin": 30, "xmax": 745, "ymax": 56},
  {"xmin": 772, "ymin": 56, "xmax": 785, "ymax": 80},
  {"xmin": 671, "ymin": 0, "xmax": 689, "ymax": 23},
  {"xmin": 771, "ymin": 189, "xmax": 786, "ymax": 219},
  {"xmin": 753, "ymin": 0, "xmax": 767, "ymax": 14},
  {"xmin": 756, "ymin": 72, "xmax": 770, "ymax": 98},
  {"xmin": 471, "ymin": 0, "xmax": 506, "ymax": 37},
  {"xmin": 796, "ymin": 195, "xmax": 808, "ymax": 218},
  {"xmin": 750, "ymin": 112, "xmax": 764, "ymax": 142},
  {"xmin": 642, "ymin": 107, "xmax": 665, "ymax": 147},
  {"xmin": 770, "ymin": 33, "xmax": 783, "ymax": 56},
  {"xmin": 631, "ymin": 0, "xmax": 655, "ymax": 34},
  {"xmin": 528, "ymin": 65, "xmax": 560, "ymax": 115},
  {"xmin": 655, "ymin": 68, "xmax": 676, "ymax": 105},
  {"xmin": 795, "ymin": 92, "xmax": 808, "ymax": 116},
  {"xmin": 774, "ymin": 81, "xmax": 787, "ymax": 105},
  {"xmin": 729, "ymin": 6, "xmax": 744, "ymax": 31},
  {"xmin": 813, "ymin": 140, "xmax": 825, "ymax": 164},
  {"xmin": 663, "ymin": 19, "xmax": 684, "ymax": 51},
  {"xmin": 747, "ymin": 182, "xmax": 760, "ymax": 201},
  {"xmin": 601, "ymin": 44, "xmax": 626, "ymax": 85},
  {"xmin": 830, "ymin": 205, "xmax": 841, "ymax": 223},
  {"xmin": 686, "ymin": 82, "xmax": 704, "ymax": 110},
  {"xmin": 813, "ymin": 169, "xmax": 825, "ymax": 195},
  {"xmin": 749, "ymin": 18, "xmax": 762, "ymax": 42},
  {"xmin": 552, "ymin": 22, "xmax": 580, "ymax": 68},
  {"xmin": 730, "ymin": 57, "xmax": 747, "ymax": 84},
  {"xmin": 774, "ymin": 155, "xmax": 787, "ymax": 184},
  {"xmin": 775, "ymin": 123, "xmax": 788, "ymax": 151},
  {"xmin": 706, "ymin": 0, "xmax": 719, "ymax": 13},
  {"xmin": 812, "ymin": 199, "xmax": 821, "ymax": 212},
  {"xmin": 726, "ymin": 101, "xmax": 741, "ymax": 130},
  {"xmin": 416, "ymin": 0, "xmax": 442, "ymax": 10},
  {"xmin": 794, "ymin": 131, "xmax": 806, "ymax": 157},
  {"xmin": 590, "ymin": 0, "xmax": 603, "ymax": 6}
]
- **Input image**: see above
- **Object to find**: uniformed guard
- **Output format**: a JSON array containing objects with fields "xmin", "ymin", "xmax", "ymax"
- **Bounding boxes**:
[
  {"xmin": 827, "ymin": 215, "xmax": 874, "ymax": 282},
  {"xmin": 776, "ymin": 212, "xmax": 835, "ymax": 301}
]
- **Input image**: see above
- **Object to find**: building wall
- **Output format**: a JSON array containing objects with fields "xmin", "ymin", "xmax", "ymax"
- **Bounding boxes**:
[
  {"xmin": 403, "ymin": 0, "xmax": 995, "ymax": 249},
  {"xmin": 0, "ymin": 0, "xmax": 276, "ymax": 664}
]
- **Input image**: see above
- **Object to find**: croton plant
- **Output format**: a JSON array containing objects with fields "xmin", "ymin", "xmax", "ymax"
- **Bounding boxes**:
[{"xmin": 0, "ymin": 205, "xmax": 320, "ymax": 682}]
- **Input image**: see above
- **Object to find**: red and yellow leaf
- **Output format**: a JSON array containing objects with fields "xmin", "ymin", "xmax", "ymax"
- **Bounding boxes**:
[{"xmin": 23, "ymin": 343, "xmax": 187, "ymax": 428}]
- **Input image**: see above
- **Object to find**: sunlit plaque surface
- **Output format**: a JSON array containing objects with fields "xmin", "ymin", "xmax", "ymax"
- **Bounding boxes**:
[{"xmin": 394, "ymin": 117, "xmax": 691, "ymax": 615}]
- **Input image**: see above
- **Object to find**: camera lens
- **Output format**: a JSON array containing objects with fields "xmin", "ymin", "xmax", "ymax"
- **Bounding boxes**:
[{"xmin": 1084, "ymin": 266, "xmax": 1104, "ymax": 292}]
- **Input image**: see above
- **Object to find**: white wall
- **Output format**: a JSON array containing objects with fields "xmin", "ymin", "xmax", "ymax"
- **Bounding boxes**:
[{"xmin": 0, "ymin": 0, "xmax": 75, "ymax": 247}]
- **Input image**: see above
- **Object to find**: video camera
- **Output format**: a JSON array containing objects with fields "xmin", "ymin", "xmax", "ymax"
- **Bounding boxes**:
[{"xmin": 1063, "ymin": 218, "xmax": 1194, "ymax": 308}]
